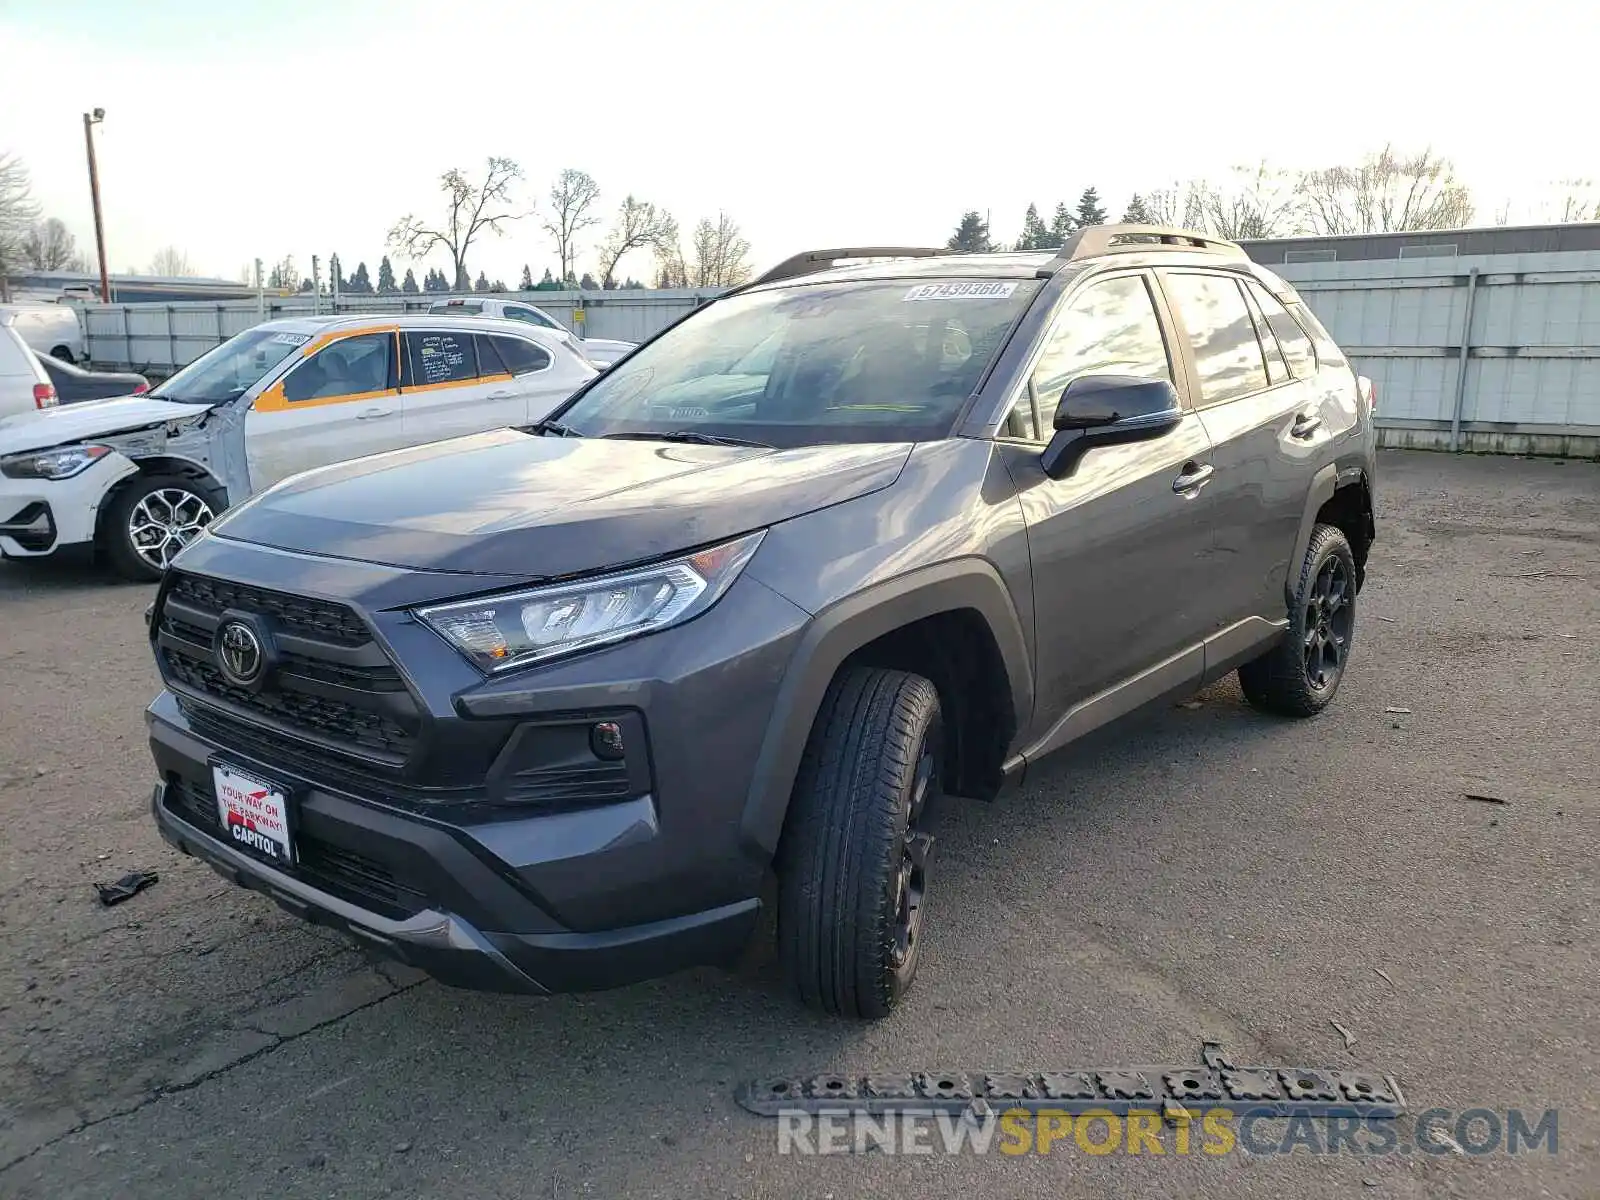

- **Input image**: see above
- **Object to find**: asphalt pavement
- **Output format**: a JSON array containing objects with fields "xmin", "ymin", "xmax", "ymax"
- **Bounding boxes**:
[{"xmin": 0, "ymin": 449, "xmax": 1595, "ymax": 1198}]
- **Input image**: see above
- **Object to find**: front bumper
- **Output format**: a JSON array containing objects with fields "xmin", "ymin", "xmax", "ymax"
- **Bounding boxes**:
[
  {"xmin": 149, "ymin": 740, "xmax": 761, "ymax": 995},
  {"xmin": 0, "ymin": 455, "xmax": 133, "ymax": 558}
]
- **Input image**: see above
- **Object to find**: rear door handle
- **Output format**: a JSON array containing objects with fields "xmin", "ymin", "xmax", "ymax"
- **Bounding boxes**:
[
  {"xmin": 1291, "ymin": 411, "xmax": 1323, "ymax": 438},
  {"xmin": 1173, "ymin": 462, "xmax": 1215, "ymax": 495},
  {"xmin": 356, "ymin": 407, "xmax": 394, "ymax": 420}
]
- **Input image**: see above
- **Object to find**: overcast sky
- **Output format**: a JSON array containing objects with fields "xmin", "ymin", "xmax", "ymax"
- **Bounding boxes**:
[{"xmin": 0, "ymin": 0, "xmax": 1592, "ymax": 283}]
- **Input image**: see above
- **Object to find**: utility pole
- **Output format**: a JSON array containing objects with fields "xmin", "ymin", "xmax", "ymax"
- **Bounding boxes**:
[
  {"xmin": 311, "ymin": 255, "xmax": 321, "ymax": 315},
  {"xmin": 254, "ymin": 257, "xmax": 265, "ymax": 320},
  {"xmin": 82, "ymin": 108, "xmax": 111, "ymax": 303}
]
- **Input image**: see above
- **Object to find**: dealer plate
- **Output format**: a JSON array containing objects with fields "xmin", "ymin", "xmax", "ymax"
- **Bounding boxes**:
[{"xmin": 212, "ymin": 763, "xmax": 294, "ymax": 867}]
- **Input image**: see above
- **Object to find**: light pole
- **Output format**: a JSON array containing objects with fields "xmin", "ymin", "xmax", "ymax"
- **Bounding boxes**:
[{"xmin": 82, "ymin": 108, "xmax": 111, "ymax": 304}]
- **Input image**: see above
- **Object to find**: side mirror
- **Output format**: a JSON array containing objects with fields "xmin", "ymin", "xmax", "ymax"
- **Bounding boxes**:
[{"xmin": 1040, "ymin": 374, "xmax": 1182, "ymax": 479}]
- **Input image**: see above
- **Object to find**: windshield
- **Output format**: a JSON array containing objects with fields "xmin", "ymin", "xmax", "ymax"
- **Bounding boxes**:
[
  {"xmin": 148, "ymin": 327, "xmax": 309, "ymax": 404},
  {"xmin": 555, "ymin": 278, "xmax": 1040, "ymax": 447}
]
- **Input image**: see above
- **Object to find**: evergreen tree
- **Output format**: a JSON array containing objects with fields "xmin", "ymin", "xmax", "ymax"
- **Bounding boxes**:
[
  {"xmin": 400, "ymin": 267, "xmax": 419, "ymax": 294},
  {"xmin": 1046, "ymin": 201, "xmax": 1075, "ymax": 247},
  {"xmin": 423, "ymin": 268, "xmax": 449, "ymax": 293},
  {"xmin": 946, "ymin": 210, "xmax": 993, "ymax": 254},
  {"xmin": 348, "ymin": 261, "xmax": 374, "ymax": 294},
  {"xmin": 297, "ymin": 277, "xmax": 314, "ymax": 293},
  {"xmin": 537, "ymin": 267, "xmax": 558, "ymax": 290},
  {"xmin": 490, "ymin": 278, "xmax": 508, "ymax": 292},
  {"xmin": 578, "ymin": 271, "xmax": 598, "ymax": 290},
  {"xmin": 1075, "ymin": 186, "xmax": 1108, "ymax": 227},
  {"xmin": 1121, "ymin": 194, "xmax": 1155, "ymax": 225},
  {"xmin": 473, "ymin": 271, "xmax": 490, "ymax": 293},
  {"xmin": 376, "ymin": 256, "xmax": 398, "ymax": 294},
  {"xmin": 1015, "ymin": 202, "xmax": 1048, "ymax": 251},
  {"xmin": 518, "ymin": 263, "xmax": 534, "ymax": 290}
]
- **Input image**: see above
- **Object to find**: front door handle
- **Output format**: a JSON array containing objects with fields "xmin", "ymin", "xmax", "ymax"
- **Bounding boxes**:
[
  {"xmin": 1173, "ymin": 462, "xmax": 1215, "ymax": 495},
  {"xmin": 356, "ymin": 407, "xmax": 394, "ymax": 420},
  {"xmin": 1291, "ymin": 411, "xmax": 1323, "ymax": 438}
]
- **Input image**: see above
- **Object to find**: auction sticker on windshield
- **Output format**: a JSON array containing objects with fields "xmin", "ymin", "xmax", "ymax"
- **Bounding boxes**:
[
  {"xmin": 903, "ymin": 281, "xmax": 1018, "ymax": 302},
  {"xmin": 212, "ymin": 764, "xmax": 293, "ymax": 866}
]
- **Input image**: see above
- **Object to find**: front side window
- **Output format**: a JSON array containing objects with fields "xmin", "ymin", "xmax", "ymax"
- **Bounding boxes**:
[
  {"xmin": 1029, "ymin": 273, "xmax": 1172, "ymax": 431},
  {"xmin": 1164, "ymin": 273, "xmax": 1270, "ymax": 405},
  {"xmin": 555, "ymin": 278, "xmax": 1041, "ymax": 447},
  {"xmin": 404, "ymin": 330, "xmax": 479, "ymax": 386},
  {"xmin": 151, "ymin": 327, "xmax": 309, "ymax": 404},
  {"xmin": 281, "ymin": 333, "xmax": 394, "ymax": 403}
]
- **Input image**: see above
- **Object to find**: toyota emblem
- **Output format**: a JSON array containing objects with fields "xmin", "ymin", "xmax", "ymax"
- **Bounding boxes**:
[{"xmin": 216, "ymin": 620, "xmax": 265, "ymax": 687}]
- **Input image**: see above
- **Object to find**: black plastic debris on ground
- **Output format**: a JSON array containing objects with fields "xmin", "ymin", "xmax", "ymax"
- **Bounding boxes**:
[{"xmin": 95, "ymin": 870, "xmax": 159, "ymax": 906}]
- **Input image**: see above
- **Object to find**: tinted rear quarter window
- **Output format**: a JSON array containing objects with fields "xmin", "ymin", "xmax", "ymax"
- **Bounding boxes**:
[
  {"xmin": 405, "ymin": 330, "xmax": 478, "ymax": 386},
  {"xmin": 1164, "ymin": 273, "xmax": 1270, "ymax": 404},
  {"xmin": 1248, "ymin": 282, "xmax": 1317, "ymax": 378},
  {"xmin": 488, "ymin": 335, "xmax": 552, "ymax": 375}
]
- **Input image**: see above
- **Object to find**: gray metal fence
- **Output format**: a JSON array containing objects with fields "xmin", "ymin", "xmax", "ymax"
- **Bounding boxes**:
[
  {"xmin": 1275, "ymin": 250, "xmax": 1600, "ymax": 456},
  {"xmin": 81, "ymin": 289, "xmax": 722, "ymax": 374}
]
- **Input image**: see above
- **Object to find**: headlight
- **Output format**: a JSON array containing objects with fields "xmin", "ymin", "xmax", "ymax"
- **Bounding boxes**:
[
  {"xmin": 0, "ymin": 444, "xmax": 113, "ymax": 480},
  {"xmin": 415, "ymin": 530, "xmax": 766, "ymax": 672}
]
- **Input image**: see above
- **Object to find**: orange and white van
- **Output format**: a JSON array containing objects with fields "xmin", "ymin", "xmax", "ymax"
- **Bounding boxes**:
[{"xmin": 0, "ymin": 313, "xmax": 596, "ymax": 579}]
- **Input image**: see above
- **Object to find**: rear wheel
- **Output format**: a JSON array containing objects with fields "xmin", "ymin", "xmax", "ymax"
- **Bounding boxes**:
[
  {"xmin": 100, "ymin": 476, "xmax": 216, "ymax": 582},
  {"xmin": 1239, "ymin": 523, "xmax": 1356, "ymax": 717},
  {"xmin": 778, "ymin": 667, "xmax": 942, "ymax": 1019}
]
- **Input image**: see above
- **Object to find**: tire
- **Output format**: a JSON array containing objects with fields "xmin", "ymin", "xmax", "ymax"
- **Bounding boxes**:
[
  {"xmin": 1239, "ymin": 523, "xmax": 1357, "ymax": 717},
  {"xmin": 100, "ymin": 475, "xmax": 218, "ymax": 582},
  {"xmin": 777, "ymin": 666, "xmax": 942, "ymax": 1019}
]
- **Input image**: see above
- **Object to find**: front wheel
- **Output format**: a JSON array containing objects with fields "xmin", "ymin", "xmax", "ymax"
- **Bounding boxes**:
[
  {"xmin": 777, "ymin": 667, "xmax": 942, "ymax": 1019},
  {"xmin": 100, "ymin": 476, "xmax": 217, "ymax": 582},
  {"xmin": 1239, "ymin": 523, "xmax": 1357, "ymax": 717}
]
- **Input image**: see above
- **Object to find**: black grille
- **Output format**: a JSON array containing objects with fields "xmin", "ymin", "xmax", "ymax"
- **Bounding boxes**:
[
  {"xmin": 505, "ymin": 762, "xmax": 632, "ymax": 807},
  {"xmin": 155, "ymin": 572, "xmax": 419, "ymax": 772},
  {"xmin": 166, "ymin": 573, "xmax": 369, "ymax": 645},
  {"xmin": 163, "ymin": 651, "xmax": 413, "ymax": 758},
  {"xmin": 164, "ymin": 774, "xmax": 425, "ymax": 918}
]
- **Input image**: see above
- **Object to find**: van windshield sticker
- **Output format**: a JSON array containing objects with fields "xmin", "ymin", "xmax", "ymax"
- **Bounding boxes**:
[
  {"xmin": 267, "ymin": 333, "xmax": 311, "ymax": 346},
  {"xmin": 903, "ymin": 281, "xmax": 1017, "ymax": 302}
]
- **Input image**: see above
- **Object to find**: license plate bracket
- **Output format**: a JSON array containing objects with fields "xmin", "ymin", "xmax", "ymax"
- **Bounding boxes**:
[{"xmin": 211, "ymin": 761, "xmax": 296, "ymax": 868}]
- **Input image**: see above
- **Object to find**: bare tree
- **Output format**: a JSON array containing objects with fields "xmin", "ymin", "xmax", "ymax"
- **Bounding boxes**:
[
  {"xmin": 689, "ymin": 212, "xmax": 753, "ymax": 287},
  {"xmin": 0, "ymin": 152, "xmax": 42, "ymax": 300},
  {"xmin": 597, "ymin": 195, "xmax": 676, "ymax": 288},
  {"xmin": 1204, "ymin": 162, "xmax": 1302, "ymax": 240},
  {"xmin": 267, "ymin": 255, "xmax": 298, "ymax": 289},
  {"xmin": 1144, "ymin": 181, "xmax": 1214, "ymax": 232},
  {"xmin": 539, "ymin": 168, "xmax": 602, "ymax": 284},
  {"xmin": 21, "ymin": 217, "xmax": 82, "ymax": 270},
  {"xmin": 388, "ymin": 157, "xmax": 524, "ymax": 291},
  {"xmin": 1549, "ymin": 178, "xmax": 1599, "ymax": 223},
  {"xmin": 148, "ymin": 246, "xmax": 196, "ymax": 277},
  {"xmin": 1298, "ymin": 145, "xmax": 1474, "ymax": 234}
]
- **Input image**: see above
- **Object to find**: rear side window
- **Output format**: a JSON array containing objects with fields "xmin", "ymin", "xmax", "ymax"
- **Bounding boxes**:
[
  {"xmin": 282, "ymin": 332, "xmax": 394, "ymax": 402},
  {"xmin": 505, "ymin": 306, "xmax": 562, "ymax": 330},
  {"xmin": 487, "ymin": 335, "xmax": 551, "ymax": 376},
  {"xmin": 1247, "ymin": 282, "xmax": 1317, "ymax": 378},
  {"xmin": 405, "ymin": 330, "xmax": 478, "ymax": 386},
  {"xmin": 1029, "ymin": 273, "xmax": 1172, "ymax": 431},
  {"xmin": 1164, "ymin": 273, "xmax": 1269, "ymax": 404}
]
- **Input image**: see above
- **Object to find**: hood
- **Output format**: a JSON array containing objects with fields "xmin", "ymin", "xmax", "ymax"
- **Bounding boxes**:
[
  {"xmin": 0, "ymin": 395, "xmax": 213, "ymax": 454},
  {"xmin": 211, "ymin": 429, "xmax": 911, "ymax": 578}
]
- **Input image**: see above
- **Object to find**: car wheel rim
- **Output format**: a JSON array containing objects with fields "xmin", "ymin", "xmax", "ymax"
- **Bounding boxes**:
[
  {"xmin": 1302, "ymin": 555, "xmax": 1353, "ymax": 691},
  {"xmin": 890, "ymin": 719, "xmax": 940, "ymax": 971},
  {"xmin": 128, "ymin": 488, "xmax": 214, "ymax": 572}
]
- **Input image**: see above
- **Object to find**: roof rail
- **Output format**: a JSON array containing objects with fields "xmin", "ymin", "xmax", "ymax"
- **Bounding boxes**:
[
  {"xmin": 746, "ymin": 246, "xmax": 947, "ymax": 288},
  {"xmin": 1048, "ymin": 224, "xmax": 1245, "ymax": 272}
]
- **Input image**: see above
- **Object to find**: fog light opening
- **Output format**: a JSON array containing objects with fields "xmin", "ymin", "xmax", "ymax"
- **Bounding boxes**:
[{"xmin": 591, "ymin": 721, "xmax": 626, "ymax": 761}]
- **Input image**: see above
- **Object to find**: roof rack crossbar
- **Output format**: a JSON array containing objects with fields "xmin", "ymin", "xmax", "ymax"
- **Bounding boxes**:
[
  {"xmin": 1048, "ymin": 224, "xmax": 1245, "ymax": 271},
  {"xmin": 747, "ymin": 246, "xmax": 947, "ymax": 288}
]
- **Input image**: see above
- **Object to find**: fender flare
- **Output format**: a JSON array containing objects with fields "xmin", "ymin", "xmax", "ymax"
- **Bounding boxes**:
[
  {"xmin": 1285, "ymin": 463, "xmax": 1371, "ymax": 607},
  {"xmin": 93, "ymin": 455, "xmax": 231, "ymax": 541},
  {"xmin": 737, "ymin": 559, "xmax": 1033, "ymax": 858}
]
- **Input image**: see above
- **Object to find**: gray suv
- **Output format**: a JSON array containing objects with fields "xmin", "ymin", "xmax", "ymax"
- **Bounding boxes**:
[{"xmin": 146, "ymin": 225, "xmax": 1376, "ymax": 1018}]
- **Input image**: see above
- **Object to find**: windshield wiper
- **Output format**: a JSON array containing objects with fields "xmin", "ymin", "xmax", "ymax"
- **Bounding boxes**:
[
  {"xmin": 525, "ymin": 419, "xmax": 585, "ymax": 438},
  {"xmin": 602, "ymin": 429, "xmax": 773, "ymax": 449}
]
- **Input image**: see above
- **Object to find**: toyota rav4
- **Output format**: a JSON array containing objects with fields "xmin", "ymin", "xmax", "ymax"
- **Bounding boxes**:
[{"xmin": 145, "ymin": 226, "xmax": 1376, "ymax": 1019}]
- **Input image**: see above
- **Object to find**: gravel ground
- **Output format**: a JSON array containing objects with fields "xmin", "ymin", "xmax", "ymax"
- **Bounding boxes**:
[{"xmin": 0, "ymin": 449, "xmax": 1595, "ymax": 1198}]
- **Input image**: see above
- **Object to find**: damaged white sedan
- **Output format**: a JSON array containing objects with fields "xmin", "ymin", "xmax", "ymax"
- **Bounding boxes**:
[{"xmin": 0, "ymin": 313, "xmax": 596, "ymax": 579}]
